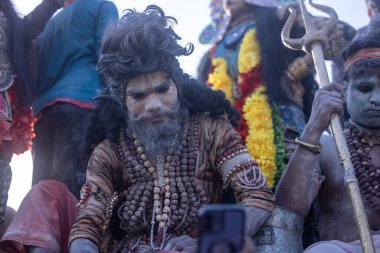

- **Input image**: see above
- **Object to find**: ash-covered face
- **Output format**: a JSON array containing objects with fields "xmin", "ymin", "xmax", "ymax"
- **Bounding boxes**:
[
  {"xmin": 125, "ymin": 71, "xmax": 187, "ymax": 157},
  {"xmin": 125, "ymin": 71, "xmax": 178, "ymax": 127},
  {"xmin": 346, "ymin": 66, "xmax": 380, "ymax": 129}
]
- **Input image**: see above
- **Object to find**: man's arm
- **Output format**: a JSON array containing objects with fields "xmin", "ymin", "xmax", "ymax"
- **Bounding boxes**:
[
  {"xmin": 209, "ymin": 117, "xmax": 275, "ymax": 236},
  {"xmin": 244, "ymin": 206, "xmax": 271, "ymax": 236},
  {"xmin": 70, "ymin": 238, "xmax": 99, "ymax": 253},
  {"xmin": 69, "ymin": 140, "xmax": 120, "ymax": 251},
  {"xmin": 94, "ymin": 1, "xmax": 118, "ymax": 54},
  {"xmin": 275, "ymin": 83, "xmax": 344, "ymax": 217},
  {"xmin": 22, "ymin": 0, "xmax": 64, "ymax": 40}
]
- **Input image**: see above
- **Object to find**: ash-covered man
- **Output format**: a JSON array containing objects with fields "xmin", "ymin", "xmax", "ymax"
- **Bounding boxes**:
[
  {"xmin": 69, "ymin": 5, "xmax": 274, "ymax": 252},
  {"xmin": 275, "ymin": 14, "xmax": 380, "ymax": 252},
  {"xmin": 0, "ymin": 5, "xmax": 273, "ymax": 253}
]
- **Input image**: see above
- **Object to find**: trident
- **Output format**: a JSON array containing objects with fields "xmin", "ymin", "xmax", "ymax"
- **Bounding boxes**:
[{"xmin": 281, "ymin": 1, "xmax": 375, "ymax": 252}]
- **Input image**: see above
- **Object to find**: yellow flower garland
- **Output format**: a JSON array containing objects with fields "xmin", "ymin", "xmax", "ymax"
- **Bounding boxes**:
[
  {"xmin": 208, "ymin": 28, "xmax": 277, "ymax": 188},
  {"xmin": 238, "ymin": 29, "xmax": 261, "ymax": 73},
  {"xmin": 208, "ymin": 58, "xmax": 233, "ymax": 101},
  {"xmin": 243, "ymin": 87, "xmax": 276, "ymax": 187}
]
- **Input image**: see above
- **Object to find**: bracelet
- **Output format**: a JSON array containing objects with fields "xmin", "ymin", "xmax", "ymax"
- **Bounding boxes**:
[
  {"xmin": 286, "ymin": 57, "xmax": 311, "ymax": 81},
  {"xmin": 295, "ymin": 137, "xmax": 322, "ymax": 154}
]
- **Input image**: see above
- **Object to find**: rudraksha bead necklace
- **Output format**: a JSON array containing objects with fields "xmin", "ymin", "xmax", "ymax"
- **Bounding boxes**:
[
  {"xmin": 344, "ymin": 123, "xmax": 380, "ymax": 214},
  {"xmin": 114, "ymin": 115, "xmax": 206, "ymax": 251}
]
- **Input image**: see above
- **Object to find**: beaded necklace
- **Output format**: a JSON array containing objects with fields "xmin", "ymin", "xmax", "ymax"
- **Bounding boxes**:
[
  {"xmin": 344, "ymin": 123, "xmax": 380, "ymax": 214},
  {"xmin": 115, "ymin": 115, "xmax": 206, "ymax": 251}
]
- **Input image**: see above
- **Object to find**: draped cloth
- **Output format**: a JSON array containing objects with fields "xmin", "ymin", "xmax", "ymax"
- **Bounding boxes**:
[
  {"xmin": 304, "ymin": 234, "xmax": 380, "ymax": 253},
  {"xmin": 0, "ymin": 180, "xmax": 200, "ymax": 253},
  {"xmin": 0, "ymin": 161, "xmax": 11, "ymax": 228},
  {"xmin": 344, "ymin": 48, "xmax": 380, "ymax": 72},
  {"xmin": 0, "ymin": 180, "xmax": 78, "ymax": 253}
]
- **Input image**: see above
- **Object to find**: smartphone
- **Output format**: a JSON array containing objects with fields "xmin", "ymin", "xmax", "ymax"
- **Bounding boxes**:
[{"xmin": 198, "ymin": 204, "xmax": 245, "ymax": 253}]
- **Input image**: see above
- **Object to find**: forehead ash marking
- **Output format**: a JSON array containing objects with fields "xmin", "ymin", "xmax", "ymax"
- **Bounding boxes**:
[
  {"xmin": 143, "ymin": 74, "xmax": 151, "ymax": 85},
  {"xmin": 141, "ymin": 74, "xmax": 155, "ymax": 94}
]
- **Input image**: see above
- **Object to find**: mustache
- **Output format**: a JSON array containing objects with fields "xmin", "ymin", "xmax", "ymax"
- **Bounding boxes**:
[{"xmin": 132, "ymin": 107, "xmax": 177, "ymax": 122}]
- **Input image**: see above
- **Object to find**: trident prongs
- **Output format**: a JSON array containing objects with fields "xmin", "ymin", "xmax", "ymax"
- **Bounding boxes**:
[{"xmin": 281, "ymin": 0, "xmax": 338, "ymax": 54}]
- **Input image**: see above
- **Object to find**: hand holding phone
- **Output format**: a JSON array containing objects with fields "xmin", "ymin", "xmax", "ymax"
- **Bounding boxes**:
[{"xmin": 198, "ymin": 205, "xmax": 245, "ymax": 253}]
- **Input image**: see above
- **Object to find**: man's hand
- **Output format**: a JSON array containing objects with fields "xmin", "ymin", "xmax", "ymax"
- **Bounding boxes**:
[
  {"xmin": 163, "ymin": 235, "xmax": 197, "ymax": 253},
  {"xmin": 69, "ymin": 238, "xmax": 99, "ymax": 253},
  {"xmin": 240, "ymin": 236, "xmax": 256, "ymax": 253},
  {"xmin": 244, "ymin": 206, "xmax": 271, "ymax": 236},
  {"xmin": 302, "ymin": 83, "xmax": 344, "ymax": 143}
]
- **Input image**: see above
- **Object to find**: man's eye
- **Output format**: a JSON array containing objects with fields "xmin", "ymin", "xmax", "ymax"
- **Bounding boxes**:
[
  {"xmin": 357, "ymin": 86, "xmax": 372, "ymax": 93},
  {"xmin": 156, "ymin": 86, "xmax": 170, "ymax": 93},
  {"xmin": 132, "ymin": 94, "xmax": 145, "ymax": 100}
]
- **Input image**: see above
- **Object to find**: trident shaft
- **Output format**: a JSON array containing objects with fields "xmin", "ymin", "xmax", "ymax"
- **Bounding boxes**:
[{"xmin": 281, "ymin": 1, "xmax": 375, "ymax": 252}]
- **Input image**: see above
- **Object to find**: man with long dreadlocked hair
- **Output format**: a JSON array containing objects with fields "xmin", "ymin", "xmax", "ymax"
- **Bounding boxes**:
[
  {"xmin": 0, "ymin": 0, "xmax": 65, "ymax": 237},
  {"xmin": 0, "ymin": 5, "xmax": 274, "ymax": 253},
  {"xmin": 276, "ymin": 14, "xmax": 380, "ymax": 253}
]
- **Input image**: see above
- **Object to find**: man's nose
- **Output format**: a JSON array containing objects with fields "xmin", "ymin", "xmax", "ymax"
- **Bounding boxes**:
[
  {"xmin": 370, "ymin": 88, "xmax": 380, "ymax": 104},
  {"xmin": 145, "ymin": 95, "xmax": 162, "ymax": 112}
]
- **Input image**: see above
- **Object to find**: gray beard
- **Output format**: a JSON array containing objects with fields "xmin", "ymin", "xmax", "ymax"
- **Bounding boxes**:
[{"xmin": 127, "ymin": 104, "xmax": 189, "ymax": 159}]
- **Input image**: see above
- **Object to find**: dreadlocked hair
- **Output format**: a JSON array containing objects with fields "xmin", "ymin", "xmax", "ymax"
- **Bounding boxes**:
[
  {"xmin": 97, "ymin": 5, "xmax": 193, "ymax": 106},
  {"xmin": 1, "ymin": 0, "xmax": 36, "ymax": 107},
  {"xmin": 98, "ymin": 5, "xmax": 238, "ymax": 123},
  {"xmin": 250, "ymin": 6, "xmax": 317, "ymax": 118},
  {"xmin": 343, "ymin": 13, "xmax": 380, "ymax": 80},
  {"xmin": 80, "ymin": 95, "xmax": 126, "ymax": 169},
  {"xmin": 179, "ymin": 74, "xmax": 240, "ymax": 127},
  {"xmin": 81, "ymin": 5, "xmax": 240, "ymax": 166}
]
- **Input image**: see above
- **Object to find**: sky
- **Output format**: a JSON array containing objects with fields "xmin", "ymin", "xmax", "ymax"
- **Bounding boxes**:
[{"xmin": 8, "ymin": 0, "xmax": 370, "ymax": 210}]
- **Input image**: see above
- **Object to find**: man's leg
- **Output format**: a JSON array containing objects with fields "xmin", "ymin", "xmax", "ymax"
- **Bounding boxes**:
[
  {"xmin": 304, "ymin": 236, "xmax": 380, "ymax": 253},
  {"xmin": 0, "ymin": 180, "xmax": 78, "ymax": 253},
  {"xmin": 27, "ymin": 247, "xmax": 54, "ymax": 253},
  {"xmin": 304, "ymin": 242, "xmax": 348, "ymax": 253},
  {"xmin": 32, "ymin": 107, "xmax": 54, "ymax": 185},
  {"xmin": 48, "ymin": 103, "xmax": 91, "ymax": 198}
]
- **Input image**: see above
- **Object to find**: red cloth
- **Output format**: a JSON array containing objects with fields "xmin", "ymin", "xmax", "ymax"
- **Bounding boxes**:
[
  {"xmin": 344, "ymin": 47, "xmax": 380, "ymax": 72},
  {"xmin": 0, "ymin": 180, "xmax": 78, "ymax": 253}
]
